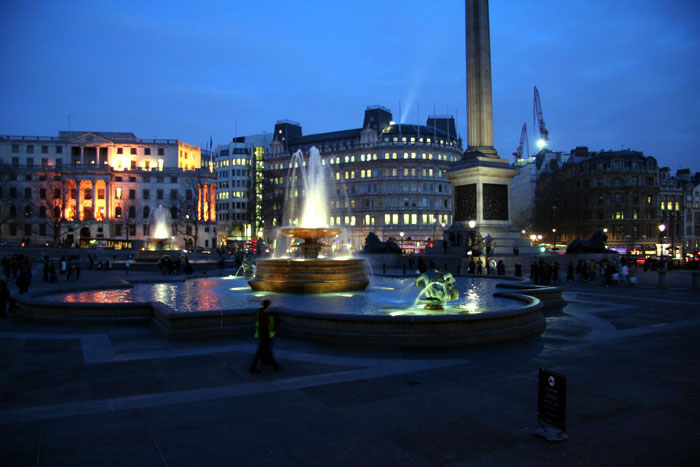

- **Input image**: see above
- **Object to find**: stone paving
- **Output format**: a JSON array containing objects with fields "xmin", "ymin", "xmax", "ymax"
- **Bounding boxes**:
[{"xmin": 0, "ymin": 266, "xmax": 699, "ymax": 465}]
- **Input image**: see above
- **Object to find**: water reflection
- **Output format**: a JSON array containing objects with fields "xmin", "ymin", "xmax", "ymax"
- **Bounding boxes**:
[{"xmin": 47, "ymin": 276, "xmax": 519, "ymax": 315}]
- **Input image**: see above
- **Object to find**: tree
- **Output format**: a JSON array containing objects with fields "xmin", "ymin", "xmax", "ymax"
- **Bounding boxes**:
[
  {"xmin": 173, "ymin": 174, "xmax": 205, "ymax": 249},
  {"xmin": 32, "ymin": 176, "xmax": 68, "ymax": 246},
  {"xmin": 0, "ymin": 163, "xmax": 17, "ymax": 239},
  {"xmin": 114, "ymin": 198, "xmax": 139, "ymax": 242},
  {"xmin": 29, "ymin": 175, "xmax": 96, "ymax": 246}
]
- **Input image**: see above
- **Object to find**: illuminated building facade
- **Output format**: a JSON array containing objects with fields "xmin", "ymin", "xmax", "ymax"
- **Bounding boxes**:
[
  {"xmin": 535, "ymin": 148, "xmax": 661, "ymax": 255},
  {"xmin": 213, "ymin": 133, "xmax": 272, "ymax": 246},
  {"xmin": 266, "ymin": 106, "xmax": 463, "ymax": 251},
  {"xmin": 0, "ymin": 131, "xmax": 217, "ymax": 249}
]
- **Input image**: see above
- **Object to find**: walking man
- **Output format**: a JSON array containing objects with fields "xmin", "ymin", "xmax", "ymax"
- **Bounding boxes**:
[{"xmin": 250, "ymin": 299, "xmax": 282, "ymax": 373}]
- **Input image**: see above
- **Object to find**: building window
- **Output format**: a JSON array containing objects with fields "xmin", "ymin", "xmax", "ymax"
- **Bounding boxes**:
[
  {"xmin": 143, "ymin": 205, "xmax": 150, "ymax": 219},
  {"xmin": 24, "ymin": 188, "xmax": 31, "ymax": 199},
  {"xmin": 157, "ymin": 189, "xmax": 163, "ymax": 200},
  {"xmin": 158, "ymin": 148, "xmax": 164, "ymax": 156},
  {"xmin": 40, "ymin": 188, "xmax": 46, "ymax": 199},
  {"xmin": 128, "ymin": 206, "xmax": 136, "ymax": 218},
  {"xmin": 115, "ymin": 188, "xmax": 122, "ymax": 200},
  {"xmin": 26, "ymin": 145, "xmax": 34, "ymax": 154},
  {"xmin": 56, "ymin": 146, "xmax": 63, "ymax": 154},
  {"xmin": 98, "ymin": 189, "xmax": 105, "ymax": 200},
  {"xmin": 170, "ymin": 189, "xmax": 177, "ymax": 200},
  {"xmin": 115, "ymin": 206, "xmax": 122, "ymax": 218},
  {"xmin": 143, "ymin": 189, "xmax": 150, "ymax": 199},
  {"xmin": 117, "ymin": 148, "xmax": 123, "ymax": 155},
  {"xmin": 129, "ymin": 189, "xmax": 136, "ymax": 200},
  {"xmin": 145, "ymin": 148, "xmax": 151, "ymax": 155},
  {"xmin": 130, "ymin": 148, "xmax": 137, "ymax": 155},
  {"xmin": 11, "ymin": 144, "xmax": 19, "ymax": 153}
]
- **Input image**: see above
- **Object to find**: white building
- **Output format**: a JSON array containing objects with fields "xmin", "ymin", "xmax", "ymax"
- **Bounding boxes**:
[
  {"xmin": 510, "ymin": 148, "xmax": 570, "ymax": 233},
  {"xmin": 0, "ymin": 131, "xmax": 217, "ymax": 249},
  {"xmin": 213, "ymin": 133, "xmax": 273, "ymax": 246}
]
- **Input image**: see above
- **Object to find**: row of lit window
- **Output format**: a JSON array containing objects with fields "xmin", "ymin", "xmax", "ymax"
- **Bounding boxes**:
[
  {"xmin": 661, "ymin": 201, "xmax": 680, "ymax": 211},
  {"xmin": 216, "ymin": 191, "xmax": 247, "ymax": 200},
  {"xmin": 386, "ymin": 136, "xmax": 453, "ymax": 147},
  {"xmin": 214, "ymin": 158, "xmax": 251, "ymax": 168}
]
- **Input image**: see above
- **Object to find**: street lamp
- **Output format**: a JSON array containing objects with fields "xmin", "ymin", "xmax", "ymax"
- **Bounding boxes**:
[
  {"xmin": 658, "ymin": 223, "xmax": 666, "ymax": 260},
  {"xmin": 552, "ymin": 228, "xmax": 557, "ymax": 249},
  {"xmin": 468, "ymin": 220, "xmax": 476, "ymax": 229}
]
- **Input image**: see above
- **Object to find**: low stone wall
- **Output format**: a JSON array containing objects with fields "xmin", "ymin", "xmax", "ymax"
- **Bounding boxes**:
[
  {"xmin": 12, "ymin": 275, "xmax": 549, "ymax": 346},
  {"xmin": 273, "ymin": 293, "xmax": 544, "ymax": 347},
  {"xmin": 16, "ymin": 288, "xmax": 151, "ymax": 326},
  {"xmin": 495, "ymin": 283, "xmax": 567, "ymax": 308}
]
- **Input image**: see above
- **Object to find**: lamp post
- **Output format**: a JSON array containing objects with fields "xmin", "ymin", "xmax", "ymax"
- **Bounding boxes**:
[
  {"xmin": 658, "ymin": 223, "xmax": 666, "ymax": 261},
  {"xmin": 658, "ymin": 223, "xmax": 667, "ymax": 287},
  {"xmin": 552, "ymin": 228, "xmax": 557, "ymax": 249}
]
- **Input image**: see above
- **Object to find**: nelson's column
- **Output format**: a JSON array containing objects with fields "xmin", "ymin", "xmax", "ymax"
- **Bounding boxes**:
[{"xmin": 447, "ymin": 0, "xmax": 532, "ymax": 254}]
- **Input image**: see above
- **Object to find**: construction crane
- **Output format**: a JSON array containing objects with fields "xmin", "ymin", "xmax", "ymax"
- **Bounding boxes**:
[
  {"xmin": 533, "ymin": 86, "xmax": 549, "ymax": 150},
  {"xmin": 512, "ymin": 122, "xmax": 529, "ymax": 160}
]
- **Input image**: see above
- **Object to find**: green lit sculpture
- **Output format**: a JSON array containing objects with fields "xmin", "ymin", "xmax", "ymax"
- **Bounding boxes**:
[
  {"xmin": 414, "ymin": 260, "xmax": 460, "ymax": 310},
  {"xmin": 241, "ymin": 256, "xmax": 256, "ymax": 278}
]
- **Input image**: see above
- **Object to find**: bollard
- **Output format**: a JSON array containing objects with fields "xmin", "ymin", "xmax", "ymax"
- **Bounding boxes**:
[
  {"xmin": 403, "ymin": 264, "xmax": 406, "ymax": 275},
  {"xmin": 382, "ymin": 263, "xmax": 386, "ymax": 274},
  {"xmin": 657, "ymin": 269, "xmax": 667, "ymax": 289}
]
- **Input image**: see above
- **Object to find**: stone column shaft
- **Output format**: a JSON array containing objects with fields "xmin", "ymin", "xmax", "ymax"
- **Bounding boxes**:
[
  {"xmin": 466, "ymin": 0, "xmax": 496, "ymax": 155},
  {"xmin": 92, "ymin": 181, "xmax": 97, "ymax": 220}
]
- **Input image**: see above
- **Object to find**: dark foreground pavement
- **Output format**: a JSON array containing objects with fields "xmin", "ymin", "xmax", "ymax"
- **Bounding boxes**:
[{"xmin": 1, "ymin": 269, "xmax": 699, "ymax": 466}]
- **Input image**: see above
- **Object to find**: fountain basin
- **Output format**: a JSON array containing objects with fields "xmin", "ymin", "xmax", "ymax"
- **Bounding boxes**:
[
  {"xmin": 19, "ymin": 275, "xmax": 548, "ymax": 346},
  {"xmin": 249, "ymin": 258, "xmax": 369, "ymax": 293}
]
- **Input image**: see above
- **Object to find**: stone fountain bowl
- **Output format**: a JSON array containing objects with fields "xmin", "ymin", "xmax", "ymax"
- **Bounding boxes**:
[{"xmin": 278, "ymin": 227, "xmax": 343, "ymax": 240}]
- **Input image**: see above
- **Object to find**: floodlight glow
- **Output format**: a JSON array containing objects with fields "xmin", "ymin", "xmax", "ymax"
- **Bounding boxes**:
[{"xmin": 537, "ymin": 139, "xmax": 546, "ymax": 149}]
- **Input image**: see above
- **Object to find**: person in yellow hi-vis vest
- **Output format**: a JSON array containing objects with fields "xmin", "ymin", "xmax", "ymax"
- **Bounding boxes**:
[{"xmin": 249, "ymin": 299, "xmax": 282, "ymax": 373}]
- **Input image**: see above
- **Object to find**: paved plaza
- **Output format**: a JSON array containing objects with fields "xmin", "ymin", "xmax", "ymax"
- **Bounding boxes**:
[{"xmin": 1, "ymin": 266, "xmax": 699, "ymax": 465}]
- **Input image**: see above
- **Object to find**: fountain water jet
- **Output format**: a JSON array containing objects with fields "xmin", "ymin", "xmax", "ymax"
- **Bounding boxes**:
[{"xmin": 248, "ymin": 147, "xmax": 369, "ymax": 293}]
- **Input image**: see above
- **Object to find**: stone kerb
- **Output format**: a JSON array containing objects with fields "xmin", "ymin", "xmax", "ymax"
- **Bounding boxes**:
[
  {"xmin": 273, "ymin": 293, "xmax": 544, "ymax": 347},
  {"xmin": 14, "ymin": 281, "xmax": 152, "ymax": 325},
  {"xmin": 150, "ymin": 302, "xmax": 255, "ymax": 339}
]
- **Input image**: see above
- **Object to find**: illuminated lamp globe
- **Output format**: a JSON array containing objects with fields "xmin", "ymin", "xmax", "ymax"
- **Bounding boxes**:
[{"xmin": 537, "ymin": 139, "xmax": 546, "ymax": 149}]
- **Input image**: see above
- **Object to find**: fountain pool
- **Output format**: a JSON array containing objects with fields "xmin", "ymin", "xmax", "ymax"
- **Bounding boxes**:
[{"xmin": 46, "ymin": 275, "xmax": 521, "ymax": 315}]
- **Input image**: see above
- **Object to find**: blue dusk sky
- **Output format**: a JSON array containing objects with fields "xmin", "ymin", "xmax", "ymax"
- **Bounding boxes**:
[{"xmin": 1, "ymin": 0, "xmax": 699, "ymax": 170}]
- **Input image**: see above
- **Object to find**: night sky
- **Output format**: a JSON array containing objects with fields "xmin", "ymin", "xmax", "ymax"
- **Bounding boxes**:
[{"xmin": 1, "ymin": 0, "xmax": 699, "ymax": 170}]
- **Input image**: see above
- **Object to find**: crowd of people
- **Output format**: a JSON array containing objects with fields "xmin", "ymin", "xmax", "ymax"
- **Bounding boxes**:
[{"xmin": 565, "ymin": 257, "xmax": 637, "ymax": 286}]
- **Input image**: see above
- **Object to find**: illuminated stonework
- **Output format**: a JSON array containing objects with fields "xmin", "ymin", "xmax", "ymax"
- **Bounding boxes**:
[{"xmin": 0, "ymin": 131, "xmax": 217, "ymax": 249}]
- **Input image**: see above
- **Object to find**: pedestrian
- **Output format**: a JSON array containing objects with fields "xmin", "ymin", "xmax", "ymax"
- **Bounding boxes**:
[
  {"xmin": 125, "ymin": 258, "xmax": 131, "ymax": 275},
  {"xmin": 476, "ymin": 258, "xmax": 483, "ymax": 275},
  {"xmin": 488, "ymin": 258, "xmax": 497, "ymax": 275},
  {"xmin": 0, "ymin": 279, "xmax": 10, "ymax": 317},
  {"xmin": 496, "ymin": 260, "xmax": 505, "ymax": 275},
  {"xmin": 249, "ymin": 299, "xmax": 282, "ymax": 373}
]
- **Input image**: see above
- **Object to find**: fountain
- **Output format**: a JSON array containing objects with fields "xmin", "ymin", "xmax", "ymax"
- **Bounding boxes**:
[
  {"xmin": 136, "ymin": 204, "xmax": 179, "ymax": 262},
  {"xmin": 248, "ymin": 147, "xmax": 369, "ymax": 293}
]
